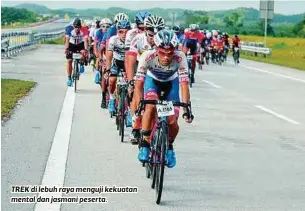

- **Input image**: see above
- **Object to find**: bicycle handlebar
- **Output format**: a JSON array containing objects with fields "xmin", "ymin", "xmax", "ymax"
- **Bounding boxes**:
[{"xmin": 135, "ymin": 99, "xmax": 193, "ymax": 120}]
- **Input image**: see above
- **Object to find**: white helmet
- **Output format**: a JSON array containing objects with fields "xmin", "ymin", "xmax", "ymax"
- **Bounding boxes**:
[
  {"xmin": 101, "ymin": 18, "xmax": 112, "ymax": 25},
  {"xmin": 206, "ymin": 32, "xmax": 212, "ymax": 38},
  {"xmin": 184, "ymin": 28, "xmax": 189, "ymax": 33},
  {"xmin": 114, "ymin": 13, "xmax": 129, "ymax": 24},
  {"xmin": 144, "ymin": 15, "xmax": 165, "ymax": 33},
  {"xmin": 189, "ymin": 24, "xmax": 197, "ymax": 31},
  {"xmin": 212, "ymin": 30, "xmax": 218, "ymax": 36}
]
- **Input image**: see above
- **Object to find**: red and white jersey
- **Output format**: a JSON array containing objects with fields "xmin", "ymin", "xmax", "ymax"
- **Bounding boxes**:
[
  {"xmin": 136, "ymin": 49, "xmax": 189, "ymax": 83},
  {"xmin": 125, "ymin": 28, "xmax": 144, "ymax": 50},
  {"xmin": 128, "ymin": 33, "xmax": 154, "ymax": 61}
]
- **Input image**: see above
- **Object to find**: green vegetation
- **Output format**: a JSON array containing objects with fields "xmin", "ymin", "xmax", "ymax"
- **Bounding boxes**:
[
  {"xmin": 1, "ymin": 79, "xmax": 36, "ymax": 119},
  {"xmin": 240, "ymin": 35, "xmax": 305, "ymax": 70},
  {"xmin": 1, "ymin": 7, "xmax": 38, "ymax": 25},
  {"xmin": 41, "ymin": 37, "xmax": 65, "ymax": 45}
]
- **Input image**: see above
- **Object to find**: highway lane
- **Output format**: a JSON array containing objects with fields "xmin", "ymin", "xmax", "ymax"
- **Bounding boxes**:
[
  {"xmin": 1, "ymin": 46, "xmax": 305, "ymax": 210},
  {"xmin": 1, "ymin": 19, "xmax": 69, "ymax": 34}
]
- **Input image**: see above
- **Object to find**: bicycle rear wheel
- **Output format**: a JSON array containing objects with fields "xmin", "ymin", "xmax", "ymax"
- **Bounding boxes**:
[{"xmin": 155, "ymin": 121, "xmax": 167, "ymax": 204}]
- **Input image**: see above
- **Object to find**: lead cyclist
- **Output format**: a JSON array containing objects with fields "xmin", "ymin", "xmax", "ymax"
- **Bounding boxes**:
[{"xmin": 133, "ymin": 30, "xmax": 194, "ymax": 168}]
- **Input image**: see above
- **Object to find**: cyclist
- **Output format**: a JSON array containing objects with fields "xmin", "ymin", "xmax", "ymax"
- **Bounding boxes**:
[
  {"xmin": 134, "ymin": 30, "xmax": 194, "ymax": 168},
  {"xmin": 94, "ymin": 18, "xmax": 112, "ymax": 108},
  {"xmin": 126, "ymin": 15, "xmax": 165, "ymax": 144},
  {"xmin": 64, "ymin": 18, "xmax": 88, "ymax": 87},
  {"xmin": 172, "ymin": 25, "xmax": 184, "ymax": 50},
  {"xmin": 182, "ymin": 24, "xmax": 204, "ymax": 83},
  {"xmin": 232, "ymin": 34, "xmax": 241, "ymax": 63},
  {"xmin": 89, "ymin": 20, "xmax": 100, "ymax": 66},
  {"xmin": 98, "ymin": 13, "xmax": 129, "ymax": 85},
  {"xmin": 105, "ymin": 20, "xmax": 131, "ymax": 115},
  {"xmin": 223, "ymin": 32, "xmax": 230, "ymax": 59},
  {"xmin": 212, "ymin": 34, "xmax": 224, "ymax": 62},
  {"xmin": 125, "ymin": 11, "xmax": 151, "ymax": 51}
]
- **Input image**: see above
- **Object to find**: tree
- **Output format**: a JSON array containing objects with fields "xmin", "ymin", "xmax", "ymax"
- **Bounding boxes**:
[
  {"xmin": 223, "ymin": 12, "xmax": 244, "ymax": 34},
  {"xmin": 292, "ymin": 15, "xmax": 305, "ymax": 37},
  {"xmin": 258, "ymin": 19, "xmax": 275, "ymax": 37}
]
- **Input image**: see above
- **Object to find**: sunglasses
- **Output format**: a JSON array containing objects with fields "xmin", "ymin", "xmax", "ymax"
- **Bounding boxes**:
[
  {"xmin": 118, "ymin": 30, "xmax": 128, "ymax": 34},
  {"xmin": 157, "ymin": 48, "xmax": 175, "ymax": 56},
  {"xmin": 138, "ymin": 26, "xmax": 145, "ymax": 31},
  {"xmin": 102, "ymin": 25, "xmax": 110, "ymax": 29},
  {"xmin": 146, "ymin": 32, "xmax": 155, "ymax": 38}
]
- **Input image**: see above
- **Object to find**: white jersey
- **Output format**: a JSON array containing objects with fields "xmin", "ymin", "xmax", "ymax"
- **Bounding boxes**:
[
  {"xmin": 125, "ymin": 28, "xmax": 142, "ymax": 50},
  {"xmin": 136, "ymin": 49, "xmax": 189, "ymax": 83},
  {"xmin": 107, "ymin": 35, "xmax": 126, "ymax": 61},
  {"xmin": 129, "ymin": 33, "xmax": 154, "ymax": 61},
  {"xmin": 89, "ymin": 27, "xmax": 97, "ymax": 39},
  {"xmin": 68, "ymin": 30, "xmax": 85, "ymax": 45}
]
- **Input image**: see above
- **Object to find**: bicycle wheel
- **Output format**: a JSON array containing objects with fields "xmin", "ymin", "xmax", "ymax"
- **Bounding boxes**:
[
  {"xmin": 73, "ymin": 61, "xmax": 78, "ymax": 93},
  {"xmin": 119, "ymin": 88, "xmax": 126, "ymax": 142},
  {"xmin": 155, "ymin": 121, "xmax": 167, "ymax": 204}
]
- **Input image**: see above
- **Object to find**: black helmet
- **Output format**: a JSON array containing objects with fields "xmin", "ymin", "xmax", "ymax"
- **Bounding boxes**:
[
  {"xmin": 172, "ymin": 25, "xmax": 180, "ymax": 33},
  {"xmin": 73, "ymin": 18, "xmax": 81, "ymax": 28}
]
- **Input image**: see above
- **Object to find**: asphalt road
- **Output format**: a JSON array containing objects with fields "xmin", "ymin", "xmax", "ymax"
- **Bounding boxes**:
[
  {"xmin": 2, "ymin": 45, "xmax": 305, "ymax": 211},
  {"xmin": 1, "ymin": 19, "xmax": 69, "ymax": 34}
]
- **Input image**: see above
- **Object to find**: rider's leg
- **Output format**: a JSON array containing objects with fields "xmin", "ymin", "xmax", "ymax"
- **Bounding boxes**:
[{"xmin": 108, "ymin": 65, "xmax": 118, "ymax": 113}]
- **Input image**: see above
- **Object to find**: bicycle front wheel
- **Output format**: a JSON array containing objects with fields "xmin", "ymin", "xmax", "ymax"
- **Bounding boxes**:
[
  {"xmin": 73, "ymin": 61, "xmax": 78, "ymax": 93},
  {"xmin": 155, "ymin": 121, "xmax": 167, "ymax": 204},
  {"xmin": 119, "ymin": 90, "xmax": 126, "ymax": 142}
]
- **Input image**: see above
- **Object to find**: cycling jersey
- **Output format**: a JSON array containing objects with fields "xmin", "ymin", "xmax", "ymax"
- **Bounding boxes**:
[
  {"xmin": 107, "ymin": 35, "xmax": 126, "ymax": 61},
  {"xmin": 212, "ymin": 39, "xmax": 224, "ymax": 50},
  {"xmin": 128, "ymin": 33, "xmax": 154, "ymax": 60},
  {"xmin": 94, "ymin": 28, "xmax": 105, "ymax": 51},
  {"xmin": 65, "ymin": 25, "xmax": 87, "ymax": 45},
  {"xmin": 89, "ymin": 27, "xmax": 98, "ymax": 39},
  {"xmin": 103, "ymin": 25, "xmax": 117, "ymax": 48},
  {"xmin": 125, "ymin": 28, "xmax": 143, "ymax": 50},
  {"xmin": 136, "ymin": 50, "xmax": 188, "ymax": 83},
  {"xmin": 176, "ymin": 33, "xmax": 184, "ymax": 44},
  {"xmin": 184, "ymin": 31, "xmax": 204, "ymax": 44},
  {"xmin": 232, "ymin": 37, "xmax": 241, "ymax": 47}
]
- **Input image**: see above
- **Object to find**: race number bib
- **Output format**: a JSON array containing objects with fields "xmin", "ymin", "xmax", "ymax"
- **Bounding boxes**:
[{"xmin": 156, "ymin": 101, "xmax": 175, "ymax": 117}]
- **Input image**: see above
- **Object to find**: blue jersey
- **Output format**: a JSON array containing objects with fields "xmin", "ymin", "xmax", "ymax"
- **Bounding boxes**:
[
  {"xmin": 95, "ymin": 29, "xmax": 104, "ymax": 43},
  {"xmin": 177, "ymin": 33, "xmax": 184, "ymax": 44},
  {"xmin": 65, "ymin": 25, "xmax": 74, "ymax": 38}
]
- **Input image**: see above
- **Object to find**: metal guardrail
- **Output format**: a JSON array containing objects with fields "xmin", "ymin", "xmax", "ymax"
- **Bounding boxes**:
[
  {"xmin": 1, "ymin": 30, "xmax": 64, "ymax": 58},
  {"xmin": 240, "ymin": 41, "xmax": 271, "ymax": 56}
]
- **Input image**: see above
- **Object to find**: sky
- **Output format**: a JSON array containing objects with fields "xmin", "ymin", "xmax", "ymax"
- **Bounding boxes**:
[{"xmin": 2, "ymin": 0, "xmax": 305, "ymax": 15}]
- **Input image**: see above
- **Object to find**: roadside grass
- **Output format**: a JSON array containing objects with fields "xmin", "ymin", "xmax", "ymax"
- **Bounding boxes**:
[
  {"xmin": 41, "ymin": 37, "xmax": 65, "ymax": 45},
  {"xmin": 240, "ymin": 35, "xmax": 305, "ymax": 70},
  {"xmin": 1, "ymin": 79, "xmax": 36, "ymax": 119}
]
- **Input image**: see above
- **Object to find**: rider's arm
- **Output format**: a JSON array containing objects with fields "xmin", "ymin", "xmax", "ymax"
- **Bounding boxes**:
[
  {"xmin": 177, "ymin": 53, "xmax": 191, "ymax": 107},
  {"xmin": 134, "ymin": 51, "xmax": 149, "ymax": 106},
  {"xmin": 126, "ymin": 36, "xmax": 139, "ymax": 81},
  {"xmin": 106, "ymin": 36, "xmax": 115, "ymax": 70}
]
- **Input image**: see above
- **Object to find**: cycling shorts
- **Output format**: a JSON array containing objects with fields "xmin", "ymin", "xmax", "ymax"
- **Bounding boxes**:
[
  {"xmin": 110, "ymin": 59, "xmax": 125, "ymax": 76},
  {"xmin": 144, "ymin": 75, "xmax": 180, "ymax": 117},
  {"xmin": 184, "ymin": 39, "xmax": 197, "ymax": 55},
  {"xmin": 66, "ymin": 42, "xmax": 84, "ymax": 59}
]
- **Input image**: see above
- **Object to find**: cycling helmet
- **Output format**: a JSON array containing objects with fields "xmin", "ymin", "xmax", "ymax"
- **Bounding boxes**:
[
  {"xmin": 114, "ymin": 13, "xmax": 129, "ymax": 24},
  {"xmin": 189, "ymin": 24, "xmax": 197, "ymax": 31},
  {"xmin": 172, "ymin": 25, "xmax": 180, "ymax": 33},
  {"xmin": 117, "ymin": 20, "xmax": 131, "ymax": 30},
  {"xmin": 184, "ymin": 28, "xmax": 189, "ymax": 33},
  {"xmin": 145, "ymin": 15, "xmax": 165, "ymax": 33},
  {"xmin": 135, "ymin": 11, "xmax": 151, "ymax": 25},
  {"xmin": 217, "ymin": 35, "xmax": 222, "ymax": 40},
  {"xmin": 212, "ymin": 30, "xmax": 218, "ymax": 36},
  {"xmin": 234, "ymin": 34, "xmax": 239, "ymax": 38},
  {"xmin": 154, "ymin": 29, "xmax": 178, "ymax": 49},
  {"xmin": 73, "ymin": 18, "xmax": 81, "ymax": 28},
  {"xmin": 206, "ymin": 32, "xmax": 212, "ymax": 39},
  {"xmin": 101, "ymin": 18, "xmax": 112, "ymax": 25}
]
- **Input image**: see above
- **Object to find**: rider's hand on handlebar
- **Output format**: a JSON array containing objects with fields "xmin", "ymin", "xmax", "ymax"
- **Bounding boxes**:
[{"xmin": 182, "ymin": 112, "xmax": 194, "ymax": 123}]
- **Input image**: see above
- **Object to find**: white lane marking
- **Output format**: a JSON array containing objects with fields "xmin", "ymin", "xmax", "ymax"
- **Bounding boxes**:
[
  {"xmin": 202, "ymin": 80, "xmax": 222, "ymax": 88},
  {"xmin": 240, "ymin": 65, "xmax": 305, "ymax": 84},
  {"xmin": 34, "ymin": 88, "xmax": 75, "ymax": 211},
  {"xmin": 255, "ymin": 105, "xmax": 300, "ymax": 125}
]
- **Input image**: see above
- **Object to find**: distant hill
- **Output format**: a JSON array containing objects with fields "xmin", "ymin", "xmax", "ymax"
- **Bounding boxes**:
[
  {"xmin": 14, "ymin": 3, "xmax": 305, "ymax": 24},
  {"xmin": 15, "ymin": 3, "xmax": 51, "ymax": 14}
]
